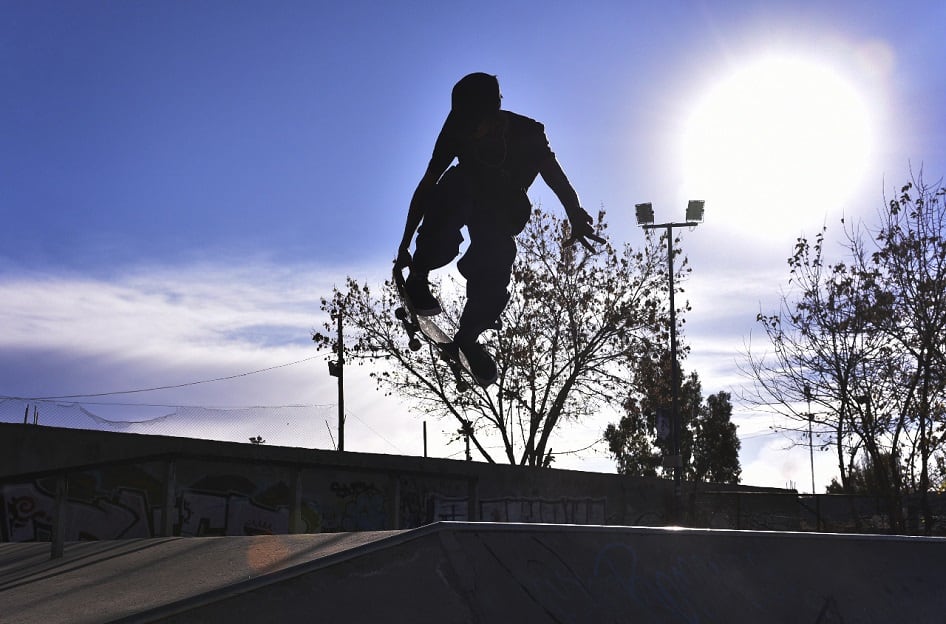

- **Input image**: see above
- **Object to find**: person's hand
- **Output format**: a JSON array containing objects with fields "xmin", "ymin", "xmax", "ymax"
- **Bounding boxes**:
[
  {"xmin": 394, "ymin": 246, "xmax": 413, "ymax": 271},
  {"xmin": 565, "ymin": 208, "xmax": 606, "ymax": 252}
]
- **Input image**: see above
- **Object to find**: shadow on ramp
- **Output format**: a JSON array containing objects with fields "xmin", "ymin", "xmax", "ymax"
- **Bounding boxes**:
[{"xmin": 4, "ymin": 522, "xmax": 945, "ymax": 623}]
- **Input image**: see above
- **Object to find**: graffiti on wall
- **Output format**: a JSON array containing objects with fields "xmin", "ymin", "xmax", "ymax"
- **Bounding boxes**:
[
  {"xmin": 429, "ymin": 495, "xmax": 607, "ymax": 524},
  {"xmin": 0, "ymin": 472, "xmax": 394, "ymax": 541},
  {"xmin": 174, "ymin": 476, "xmax": 390, "ymax": 535},
  {"xmin": 2, "ymin": 482, "xmax": 155, "ymax": 542},
  {"xmin": 1, "ymin": 481, "xmax": 297, "ymax": 541},
  {"xmin": 178, "ymin": 490, "xmax": 291, "ymax": 537},
  {"xmin": 322, "ymin": 481, "xmax": 386, "ymax": 531}
]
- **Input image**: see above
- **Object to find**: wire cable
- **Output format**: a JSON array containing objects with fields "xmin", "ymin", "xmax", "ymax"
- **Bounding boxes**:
[
  {"xmin": 3, "ymin": 355, "xmax": 323, "ymax": 401},
  {"xmin": 345, "ymin": 410, "xmax": 404, "ymax": 454}
]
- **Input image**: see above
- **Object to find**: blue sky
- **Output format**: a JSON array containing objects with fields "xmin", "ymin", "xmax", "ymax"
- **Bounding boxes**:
[{"xmin": 2, "ymin": 0, "xmax": 945, "ymax": 489}]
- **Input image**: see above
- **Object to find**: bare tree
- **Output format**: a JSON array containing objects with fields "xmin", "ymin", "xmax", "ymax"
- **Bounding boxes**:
[
  {"xmin": 742, "ymin": 171, "xmax": 946, "ymax": 533},
  {"xmin": 742, "ymin": 226, "xmax": 894, "ymax": 491},
  {"xmin": 867, "ymin": 174, "xmax": 946, "ymax": 530},
  {"xmin": 314, "ymin": 208, "xmax": 668, "ymax": 466}
]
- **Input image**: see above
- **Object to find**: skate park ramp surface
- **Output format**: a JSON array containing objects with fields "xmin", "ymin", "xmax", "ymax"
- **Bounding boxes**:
[{"xmin": 2, "ymin": 522, "xmax": 945, "ymax": 623}]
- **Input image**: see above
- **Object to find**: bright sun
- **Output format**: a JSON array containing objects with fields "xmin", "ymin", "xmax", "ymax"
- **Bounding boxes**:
[{"xmin": 681, "ymin": 55, "xmax": 873, "ymax": 237}]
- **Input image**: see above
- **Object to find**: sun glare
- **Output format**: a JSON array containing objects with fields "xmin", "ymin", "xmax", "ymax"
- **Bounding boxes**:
[{"xmin": 681, "ymin": 55, "xmax": 873, "ymax": 238}]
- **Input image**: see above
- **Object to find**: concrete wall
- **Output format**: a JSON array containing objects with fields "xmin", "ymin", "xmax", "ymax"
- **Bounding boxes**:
[{"xmin": 0, "ymin": 423, "xmax": 795, "ymax": 542}]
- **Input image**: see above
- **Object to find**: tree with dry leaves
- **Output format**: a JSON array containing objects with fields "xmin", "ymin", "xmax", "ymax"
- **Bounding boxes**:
[
  {"xmin": 743, "ymin": 171, "xmax": 946, "ymax": 532},
  {"xmin": 314, "ymin": 207, "xmax": 668, "ymax": 466}
]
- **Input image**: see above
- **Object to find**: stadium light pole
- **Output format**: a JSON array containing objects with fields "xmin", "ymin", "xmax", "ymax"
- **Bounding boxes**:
[{"xmin": 635, "ymin": 200, "xmax": 704, "ymax": 507}]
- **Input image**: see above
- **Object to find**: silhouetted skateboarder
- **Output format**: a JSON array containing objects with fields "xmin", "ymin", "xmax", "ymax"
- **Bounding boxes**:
[{"xmin": 395, "ymin": 72, "xmax": 603, "ymax": 386}]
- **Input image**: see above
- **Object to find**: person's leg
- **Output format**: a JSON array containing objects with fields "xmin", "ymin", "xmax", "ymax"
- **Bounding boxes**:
[
  {"xmin": 453, "ymin": 223, "xmax": 516, "ymax": 384},
  {"xmin": 408, "ymin": 167, "xmax": 469, "ymax": 315},
  {"xmin": 456, "ymin": 238, "xmax": 514, "ymax": 341}
]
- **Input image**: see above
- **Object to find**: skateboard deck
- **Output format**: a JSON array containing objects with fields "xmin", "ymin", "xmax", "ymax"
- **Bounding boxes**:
[{"xmin": 392, "ymin": 266, "xmax": 476, "ymax": 392}]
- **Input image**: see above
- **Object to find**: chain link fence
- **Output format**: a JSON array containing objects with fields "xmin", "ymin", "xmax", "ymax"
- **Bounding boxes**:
[{"xmin": 1, "ymin": 398, "xmax": 338, "ymax": 450}]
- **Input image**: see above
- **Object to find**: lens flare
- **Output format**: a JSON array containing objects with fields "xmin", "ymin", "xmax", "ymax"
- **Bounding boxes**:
[{"xmin": 681, "ymin": 55, "xmax": 873, "ymax": 238}]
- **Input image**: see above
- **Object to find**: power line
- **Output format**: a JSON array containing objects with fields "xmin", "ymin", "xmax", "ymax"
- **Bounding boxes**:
[
  {"xmin": 740, "ymin": 429, "xmax": 780, "ymax": 440},
  {"xmin": 2, "ymin": 355, "xmax": 323, "ymax": 401},
  {"xmin": 345, "ymin": 410, "xmax": 404, "ymax": 454},
  {"xmin": 3, "ymin": 399, "xmax": 336, "ymax": 410}
]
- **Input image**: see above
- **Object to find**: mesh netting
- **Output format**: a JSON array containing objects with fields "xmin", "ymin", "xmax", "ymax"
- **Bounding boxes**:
[{"xmin": 0, "ymin": 398, "xmax": 339, "ymax": 449}]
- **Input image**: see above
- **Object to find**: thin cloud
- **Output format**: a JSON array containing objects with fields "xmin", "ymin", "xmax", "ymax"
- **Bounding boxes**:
[{"xmin": 0, "ymin": 259, "xmax": 840, "ymax": 484}]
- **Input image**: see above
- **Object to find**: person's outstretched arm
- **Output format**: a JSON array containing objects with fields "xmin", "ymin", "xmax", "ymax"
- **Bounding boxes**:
[{"xmin": 539, "ymin": 155, "xmax": 605, "ymax": 251}]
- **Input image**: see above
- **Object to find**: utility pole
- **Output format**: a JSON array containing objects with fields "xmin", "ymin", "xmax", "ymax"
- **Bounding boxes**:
[
  {"xmin": 336, "ymin": 308, "xmax": 345, "ymax": 452},
  {"xmin": 327, "ymin": 307, "xmax": 345, "ymax": 451},
  {"xmin": 461, "ymin": 420, "xmax": 472, "ymax": 461},
  {"xmin": 805, "ymin": 384, "xmax": 815, "ymax": 495}
]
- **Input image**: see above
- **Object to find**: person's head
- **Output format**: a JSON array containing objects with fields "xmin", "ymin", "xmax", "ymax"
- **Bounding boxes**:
[{"xmin": 450, "ymin": 72, "xmax": 501, "ymax": 131}]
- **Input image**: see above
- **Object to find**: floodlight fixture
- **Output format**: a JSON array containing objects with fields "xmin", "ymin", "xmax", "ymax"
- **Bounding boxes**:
[
  {"xmin": 635, "ymin": 202, "xmax": 654, "ymax": 225},
  {"xmin": 686, "ymin": 200, "xmax": 705, "ymax": 223}
]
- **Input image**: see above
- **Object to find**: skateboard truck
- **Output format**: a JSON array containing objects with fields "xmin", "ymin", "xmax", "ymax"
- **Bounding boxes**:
[{"xmin": 393, "ymin": 306, "xmax": 423, "ymax": 352}]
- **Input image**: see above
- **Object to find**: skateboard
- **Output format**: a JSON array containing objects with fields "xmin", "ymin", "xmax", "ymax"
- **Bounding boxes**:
[{"xmin": 392, "ymin": 266, "xmax": 476, "ymax": 392}]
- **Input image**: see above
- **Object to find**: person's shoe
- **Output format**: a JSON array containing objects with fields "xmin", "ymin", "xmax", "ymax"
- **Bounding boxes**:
[
  {"xmin": 405, "ymin": 273, "xmax": 442, "ymax": 316},
  {"xmin": 454, "ymin": 337, "xmax": 498, "ymax": 386}
]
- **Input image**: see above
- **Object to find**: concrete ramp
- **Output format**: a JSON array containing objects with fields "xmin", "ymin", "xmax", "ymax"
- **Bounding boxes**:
[{"xmin": 3, "ymin": 523, "xmax": 945, "ymax": 623}]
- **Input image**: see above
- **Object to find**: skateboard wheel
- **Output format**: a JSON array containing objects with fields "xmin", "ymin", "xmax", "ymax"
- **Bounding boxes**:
[
  {"xmin": 409, "ymin": 338, "xmax": 422, "ymax": 351},
  {"xmin": 456, "ymin": 380, "xmax": 470, "ymax": 392},
  {"xmin": 395, "ymin": 307, "xmax": 408, "ymax": 320}
]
